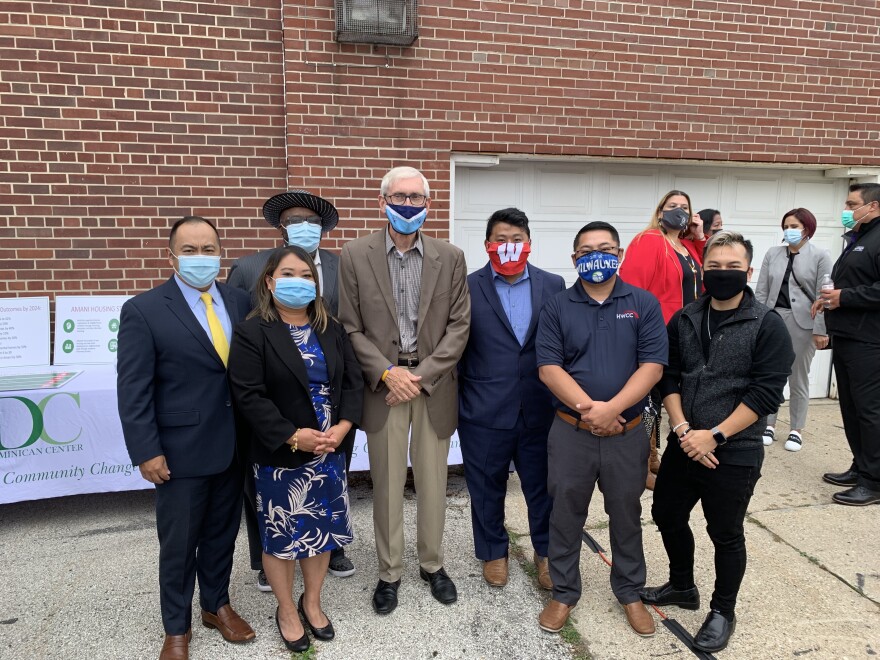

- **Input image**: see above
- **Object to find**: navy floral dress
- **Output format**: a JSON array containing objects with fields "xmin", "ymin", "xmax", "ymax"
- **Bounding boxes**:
[{"xmin": 254, "ymin": 323, "xmax": 353, "ymax": 560}]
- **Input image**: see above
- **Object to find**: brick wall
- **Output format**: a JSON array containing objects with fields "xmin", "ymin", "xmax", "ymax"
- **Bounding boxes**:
[
  {"xmin": 3, "ymin": 1, "xmax": 880, "ymax": 299},
  {"xmin": 0, "ymin": 0, "xmax": 287, "ymax": 298}
]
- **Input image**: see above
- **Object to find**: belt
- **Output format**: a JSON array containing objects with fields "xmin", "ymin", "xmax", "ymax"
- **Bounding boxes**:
[
  {"xmin": 397, "ymin": 354, "xmax": 419, "ymax": 367},
  {"xmin": 556, "ymin": 410, "xmax": 642, "ymax": 437}
]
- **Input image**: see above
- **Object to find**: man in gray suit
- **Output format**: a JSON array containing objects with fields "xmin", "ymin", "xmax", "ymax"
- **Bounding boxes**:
[
  {"xmin": 338, "ymin": 166, "xmax": 470, "ymax": 615},
  {"xmin": 227, "ymin": 190, "xmax": 341, "ymax": 314},
  {"xmin": 227, "ymin": 190, "xmax": 355, "ymax": 586}
]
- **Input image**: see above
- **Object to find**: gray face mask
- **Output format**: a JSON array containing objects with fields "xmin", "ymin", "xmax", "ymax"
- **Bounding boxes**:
[{"xmin": 661, "ymin": 207, "xmax": 690, "ymax": 232}]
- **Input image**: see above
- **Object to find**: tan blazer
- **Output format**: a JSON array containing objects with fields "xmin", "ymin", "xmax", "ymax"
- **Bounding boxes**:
[
  {"xmin": 338, "ymin": 229, "xmax": 471, "ymax": 437},
  {"xmin": 755, "ymin": 241, "xmax": 832, "ymax": 335}
]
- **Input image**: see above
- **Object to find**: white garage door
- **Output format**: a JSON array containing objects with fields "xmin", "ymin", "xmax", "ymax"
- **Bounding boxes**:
[{"xmin": 452, "ymin": 159, "xmax": 848, "ymax": 398}]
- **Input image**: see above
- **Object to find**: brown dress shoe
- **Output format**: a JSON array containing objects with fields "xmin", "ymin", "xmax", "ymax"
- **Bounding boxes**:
[
  {"xmin": 533, "ymin": 552, "xmax": 553, "ymax": 591},
  {"xmin": 622, "ymin": 601, "xmax": 656, "ymax": 637},
  {"xmin": 159, "ymin": 629, "xmax": 191, "ymax": 660},
  {"xmin": 201, "ymin": 604, "xmax": 256, "ymax": 643},
  {"xmin": 483, "ymin": 557, "xmax": 508, "ymax": 587},
  {"xmin": 538, "ymin": 599, "xmax": 574, "ymax": 633}
]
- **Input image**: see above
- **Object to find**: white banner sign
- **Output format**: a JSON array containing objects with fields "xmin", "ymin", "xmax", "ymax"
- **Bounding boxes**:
[
  {"xmin": 53, "ymin": 296, "xmax": 131, "ymax": 365},
  {"xmin": 0, "ymin": 297, "xmax": 50, "ymax": 368},
  {"xmin": 349, "ymin": 430, "xmax": 462, "ymax": 472}
]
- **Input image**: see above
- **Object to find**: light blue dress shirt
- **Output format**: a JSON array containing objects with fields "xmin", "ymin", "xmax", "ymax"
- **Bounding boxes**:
[
  {"xmin": 493, "ymin": 265, "xmax": 532, "ymax": 346},
  {"xmin": 174, "ymin": 275, "xmax": 232, "ymax": 343}
]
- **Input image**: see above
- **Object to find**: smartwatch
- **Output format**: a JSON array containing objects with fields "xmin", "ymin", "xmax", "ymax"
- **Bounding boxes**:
[{"xmin": 711, "ymin": 427, "xmax": 728, "ymax": 446}]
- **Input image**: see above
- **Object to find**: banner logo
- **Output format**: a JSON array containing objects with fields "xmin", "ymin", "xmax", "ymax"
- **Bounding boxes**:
[{"xmin": 0, "ymin": 393, "xmax": 83, "ymax": 450}]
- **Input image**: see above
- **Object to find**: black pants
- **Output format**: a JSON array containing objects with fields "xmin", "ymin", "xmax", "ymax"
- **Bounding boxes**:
[
  {"xmin": 155, "ymin": 461, "xmax": 243, "ymax": 635},
  {"xmin": 651, "ymin": 441, "xmax": 761, "ymax": 616},
  {"xmin": 832, "ymin": 337, "xmax": 880, "ymax": 490},
  {"xmin": 243, "ymin": 428, "xmax": 357, "ymax": 569}
]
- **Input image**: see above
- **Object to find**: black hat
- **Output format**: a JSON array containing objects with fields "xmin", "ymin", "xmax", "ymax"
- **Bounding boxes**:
[{"xmin": 261, "ymin": 190, "xmax": 339, "ymax": 233}]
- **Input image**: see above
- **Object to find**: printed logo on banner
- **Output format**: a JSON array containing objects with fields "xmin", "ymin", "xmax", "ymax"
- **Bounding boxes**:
[{"xmin": 0, "ymin": 393, "xmax": 83, "ymax": 451}]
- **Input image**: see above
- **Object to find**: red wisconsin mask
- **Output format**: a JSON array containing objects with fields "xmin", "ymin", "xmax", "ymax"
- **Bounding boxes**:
[{"xmin": 486, "ymin": 241, "xmax": 531, "ymax": 276}]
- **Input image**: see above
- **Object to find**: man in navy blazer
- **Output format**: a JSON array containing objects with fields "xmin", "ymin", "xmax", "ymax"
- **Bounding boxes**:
[
  {"xmin": 457, "ymin": 208, "xmax": 565, "ymax": 589},
  {"xmin": 117, "ymin": 216, "xmax": 255, "ymax": 660}
]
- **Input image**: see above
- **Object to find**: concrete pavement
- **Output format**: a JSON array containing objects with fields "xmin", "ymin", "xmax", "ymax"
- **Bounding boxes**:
[{"xmin": 1, "ymin": 399, "xmax": 878, "ymax": 659}]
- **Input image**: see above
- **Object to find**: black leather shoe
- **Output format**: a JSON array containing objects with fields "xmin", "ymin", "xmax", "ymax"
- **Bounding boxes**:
[
  {"xmin": 693, "ymin": 609, "xmax": 736, "ymax": 653},
  {"xmin": 823, "ymin": 468, "xmax": 859, "ymax": 487},
  {"xmin": 638, "ymin": 581, "xmax": 700, "ymax": 610},
  {"xmin": 419, "ymin": 567, "xmax": 458, "ymax": 604},
  {"xmin": 832, "ymin": 484, "xmax": 880, "ymax": 506},
  {"xmin": 297, "ymin": 594, "xmax": 334, "ymax": 641},
  {"xmin": 372, "ymin": 579, "xmax": 401, "ymax": 615},
  {"xmin": 275, "ymin": 607, "xmax": 310, "ymax": 653}
]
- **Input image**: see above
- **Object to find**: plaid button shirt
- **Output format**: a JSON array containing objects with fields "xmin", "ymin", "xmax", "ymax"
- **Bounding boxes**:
[{"xmin": 385, "ymin": 229, "xmax": 423, "ymax": 354}]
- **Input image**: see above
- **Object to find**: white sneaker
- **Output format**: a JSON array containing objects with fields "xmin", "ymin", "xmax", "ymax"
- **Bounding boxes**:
[
  {"xmin": 256, "ymin": 569, "xmax": 272, "ymax": 592},
  {"xmin": 784, "ymin": 431, "xmax": 803, "ymax": 452},
  {"xmin": 762, "ymin": 427, "xmax": 775, "ymax": 446}
]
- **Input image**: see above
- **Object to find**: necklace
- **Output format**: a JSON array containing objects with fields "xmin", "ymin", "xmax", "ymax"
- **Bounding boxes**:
[{"xmin": 683, "ymin": 253, "xmax": 698, "ymax": 300}]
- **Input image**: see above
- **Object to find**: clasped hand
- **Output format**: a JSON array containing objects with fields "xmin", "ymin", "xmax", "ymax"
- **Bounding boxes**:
[
  {"xmin": 293, "ymin": 424, "xmax": 349, "ymax": 455},
  {"xmin": 384, "ymin": 368, "xmax": 422, "ymax": 407},
  {"xmin": 679, "ymin": 429, "xmax": 719, "ymax": 469},
  {"xmin": 575, "ymin": 401, "xmax": 625, "ymax": 435}
]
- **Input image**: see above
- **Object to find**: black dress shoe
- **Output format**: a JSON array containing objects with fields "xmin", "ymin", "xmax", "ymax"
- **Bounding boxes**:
[
  {"xmin": 832, "ymin": 484, "xmax": 880, "ymax": 506},
  {"xmin": 275, "ymin": 607, "xmax": 310, "ymax": 653},
  {"xmin": 297, "ymin": 594, "xmax": 334, "ymax": 641},
  {"xmin": 372, "ymin": 579, "xmax": 401, "ymax": 615},
  {"xmin": 693, "ymin": 609, "xmax": 736, "ymax": 652},
  {"xmin": 638, "ymin": 581, "xmax": 700, "ymax": 610},
  {"xmin": 419, "ymin": 567, "xmax": 457, "ymax": 604},
  {"xmin": 823, "ymin": 468, "xmax": 858, "ymax": 487}
]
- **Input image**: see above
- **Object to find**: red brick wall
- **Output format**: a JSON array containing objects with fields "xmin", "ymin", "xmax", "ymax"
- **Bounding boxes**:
[
  {"xmin": 0, "ymin": 0, "xmax": 287, "ymax": 298},
  {"xmin": 286, "ymin": 0, "xmax": 880, "ymax": 245},
  {"xmin": 3, "ymin": 1, "xmax": 880, "ymax": 299}
]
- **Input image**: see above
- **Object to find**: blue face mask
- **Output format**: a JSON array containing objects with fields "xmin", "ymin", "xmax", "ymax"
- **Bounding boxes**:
[
  {"xmin": 783, "ymin": 228, "xmax": 803, "ymax": 245},
  {"xmin": 285, "ymin": 221, "xmax": 322, "ymax": 253},
  {"xmin": 576, "ymin": 251, "xmax": 619, "ymax": 284},
  {"xmin": 385, "ymin": 203, "xmax": 427, "ymax": 235},
  {"xmin": 173, "ymin": 254, "xmax": 220, "ymax": 289},
  {"xmin": 271, "ymin": 277, "xmax": 316, "ymax": 310}
]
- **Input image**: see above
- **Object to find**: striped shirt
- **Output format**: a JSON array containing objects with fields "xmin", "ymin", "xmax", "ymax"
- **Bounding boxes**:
[{"xmin": 385, "ymin": 229, "xmax": 423, "ymax": 354}]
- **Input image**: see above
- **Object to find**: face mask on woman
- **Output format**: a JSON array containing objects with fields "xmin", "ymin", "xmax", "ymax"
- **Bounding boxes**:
[{"xmin": 271, "ymin": 277, "xmax": 316, "ymax": 309}]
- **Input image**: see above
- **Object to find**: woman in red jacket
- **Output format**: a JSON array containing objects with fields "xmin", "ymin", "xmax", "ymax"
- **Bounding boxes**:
[{"xmin": 620, "ymin": 190, "xmax": 707, "ymax": 489}]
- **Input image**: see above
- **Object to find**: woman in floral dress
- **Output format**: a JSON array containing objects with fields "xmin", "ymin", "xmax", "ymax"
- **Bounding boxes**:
[{"xmin": 228, "ymin": 245, "xmax": 363, "ymax": 652}]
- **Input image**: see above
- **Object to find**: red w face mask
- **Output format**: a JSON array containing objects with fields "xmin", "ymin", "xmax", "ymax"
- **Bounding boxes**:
[{"xmin": 486, "ymin": 241, "xmax": 531, "ymax": 276}]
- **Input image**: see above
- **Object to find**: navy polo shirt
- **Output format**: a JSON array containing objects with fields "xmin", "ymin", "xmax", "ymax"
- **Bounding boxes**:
[{"xmin": 536, "ymin": 277, "xmax": 668, "ymax": 422}]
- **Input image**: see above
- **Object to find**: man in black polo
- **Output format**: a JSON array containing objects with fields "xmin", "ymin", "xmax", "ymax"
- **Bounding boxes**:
[
  {"xmin": 641, "ymin": 230, "xmax": 793, "ymax": 653},
  {"xmin": 812, "ymin": 182, "xmax": 880, "ymax": 506},
  {"xmin": 535, "ymin": 221, "xmax": 667, "ymax": 638}
]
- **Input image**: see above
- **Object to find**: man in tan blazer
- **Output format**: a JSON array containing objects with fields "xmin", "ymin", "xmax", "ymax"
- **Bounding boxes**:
[{"xmin": 338, "ymin": 166, "xmax": 470, "ymax": 615}]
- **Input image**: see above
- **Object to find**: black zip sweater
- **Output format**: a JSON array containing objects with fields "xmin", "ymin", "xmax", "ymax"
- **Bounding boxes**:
[{"xmin": 827, "ymin": 217, "xmax": 880, "ymax": 344}]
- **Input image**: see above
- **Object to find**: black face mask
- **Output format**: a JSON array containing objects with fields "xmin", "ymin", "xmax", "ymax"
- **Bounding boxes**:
[
  {"xmin": 703, "ymin": 269, "xmax": 748, "ymax": 301},
  {"xmin": 660, "ymin": 207, "xmax": 690, "ymax": 232}
]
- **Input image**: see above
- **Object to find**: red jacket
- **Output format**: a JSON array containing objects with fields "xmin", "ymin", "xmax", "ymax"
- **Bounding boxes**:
[{"xmin": 619, "ymin": 229, "xmax": 706, "ymax": 324}]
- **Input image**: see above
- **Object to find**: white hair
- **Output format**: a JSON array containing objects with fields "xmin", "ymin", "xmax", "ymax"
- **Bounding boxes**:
[{"xmin": 380, "ymin": 166, "xmax": 431, "ymax": 197}]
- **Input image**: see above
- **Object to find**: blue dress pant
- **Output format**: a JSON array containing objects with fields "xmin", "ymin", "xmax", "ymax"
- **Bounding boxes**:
[{"xmin": 458, "ymin": 413, "xmax": 552, "ymax": 560}]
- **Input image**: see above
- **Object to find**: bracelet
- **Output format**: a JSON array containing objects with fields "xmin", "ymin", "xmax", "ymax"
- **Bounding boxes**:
[
  {"xmin": 671, "ymin": 421, "xmax": 689, "ymax": 433},
  {"xmin": 381, "ymin": 364, "xmax": 394, "ymax": 382},
  {"xmin": 290, "ymin": 428, "xmax": 299, "ymax": 453},
  {"xmin": 677, "ymin": 426, "xmax": 691, "ymax": 440}
]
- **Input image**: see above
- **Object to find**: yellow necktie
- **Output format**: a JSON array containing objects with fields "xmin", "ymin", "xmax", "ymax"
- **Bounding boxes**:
[{"xmin": 200, "ymin": 292, "xmax": 229, "ymax": 366}]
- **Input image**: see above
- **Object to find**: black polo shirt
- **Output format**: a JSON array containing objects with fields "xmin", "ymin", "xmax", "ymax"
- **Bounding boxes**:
[{"xmin": 536, "ymin": 277, "xmax": 668, "ymax": 422}]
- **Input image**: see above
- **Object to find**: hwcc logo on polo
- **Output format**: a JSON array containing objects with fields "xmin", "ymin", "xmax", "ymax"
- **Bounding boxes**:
[
  {"xmin": 0, "ymin": 392, "xmax": 84, "ymax": 454},
  {"xmin": 616, "ymin": 310, "xmax": 640, "ymax": 320}
]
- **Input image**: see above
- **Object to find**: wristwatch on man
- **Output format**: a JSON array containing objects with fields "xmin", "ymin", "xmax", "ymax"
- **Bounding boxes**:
[{"xmin": 711, "ymin": 427, "xmax": 728, "ymax": 446}]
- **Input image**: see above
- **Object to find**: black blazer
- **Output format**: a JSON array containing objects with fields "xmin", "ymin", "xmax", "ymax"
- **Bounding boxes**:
[
  {"xmin": 116, "ymin": 277, "xmax": 251, "ymax": 478},
  {"xmin": 227, "ymin": 314, "xmax": 363, "ymax": 469}
]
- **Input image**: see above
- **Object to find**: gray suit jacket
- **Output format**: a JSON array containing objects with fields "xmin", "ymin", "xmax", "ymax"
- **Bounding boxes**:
[
  {"xmin": 226, "ymin": 247, "xmax": 340, "ymax": 315},
  {"xmin": 338, "ymin": 229, "xmax": 471, "ymax": 437},
  {"xmin": 755, "ymin": 242, "xmax": 831, "ymax": 335}
]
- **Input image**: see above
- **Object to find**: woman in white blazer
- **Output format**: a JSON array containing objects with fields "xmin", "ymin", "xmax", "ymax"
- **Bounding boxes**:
[{"xmin": 755, "ymin": 208, "xmax": 832, "ymax": 451}]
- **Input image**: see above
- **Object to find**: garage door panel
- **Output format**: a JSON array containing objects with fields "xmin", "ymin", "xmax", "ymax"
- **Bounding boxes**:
[
  {"xmin": 606, "ymin": 172, "xmax": 658, "ymax": 213},
  {"xmin": 672, "ymin": 174, "xmax": 722, "ymax": 212},
  {"xmin": 732, "ymin": 177, "xmax": 782, "ymax": 215},
  {"xmin": 534, "ymin": 166, "xmax": 591, "ymax": 214},
  {"xmin": 792, "ymin": 180, "xmax": 840, "ymax": 218},
  {"xmin": 455, "ymin": 166, "xmax": 525, "ymax": 215},
  {"xmin": 531, "ymin": 226, "xmax": 586, "ymax": 285}
]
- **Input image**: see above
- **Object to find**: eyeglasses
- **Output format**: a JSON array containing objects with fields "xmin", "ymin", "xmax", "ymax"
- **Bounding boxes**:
[
  {"xmin": 384, "ymin": 193, "xmax": 428, "ymax": 206},
  {"xmin": 574, "ymin": 247, "xmax": 619, "ymax": 259},
  {"xmin": 281, "ymin": 215, "xmax": 322, "ymax": 227}
]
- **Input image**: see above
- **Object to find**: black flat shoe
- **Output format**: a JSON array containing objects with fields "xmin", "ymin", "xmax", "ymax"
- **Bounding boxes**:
[
  {"xmin": 298, "ymin": 594, "xmax": 335, "ymax": 641},
  {"xmin": 832, "ymin": 484, "xmax": 880, "ymax": 506},
  {"xmin": 823, "ymin": 468, "xmax": 858, "ymax": 487},
  {"xmin": 693, "ymin": 609, "xmax": 736, "ymax": 653},
  {"xmin": 638, "ymin": 581, "xmax": 700, "ymax": 610},
  {"xmin": 275, "ymin": 607, "xmax": 310, "ymax": 652},
  {"xmin": 372, "ymin": 579, "xmax": 401, "ymax": 615},
  {"xmin": 419, "ymin": 567, "xmax": 457, "ymax": 605}
]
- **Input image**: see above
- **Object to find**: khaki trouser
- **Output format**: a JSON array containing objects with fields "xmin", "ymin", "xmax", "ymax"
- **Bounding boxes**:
[{"xmin": 368, "ymin": 391, "xmax": 451, "ymax": 582}]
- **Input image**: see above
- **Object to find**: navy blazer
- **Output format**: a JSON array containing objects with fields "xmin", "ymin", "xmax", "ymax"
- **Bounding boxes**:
[
  {"xmin": 458, "ymin": 263, "xmax": 565, "ymax": 430},
  {"xmin": 116, "ymin": 277, "xmax": 251, "ymax": 478},
  {"xmin": 227, "ymin": 315, "xmax": 363, "ymax": 470}
]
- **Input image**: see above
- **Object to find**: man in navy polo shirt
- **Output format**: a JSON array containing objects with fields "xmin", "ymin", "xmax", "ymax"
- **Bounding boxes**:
[{"xmin": 535, "ymin": 221, "xmax": 668, "ymax": 638}]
